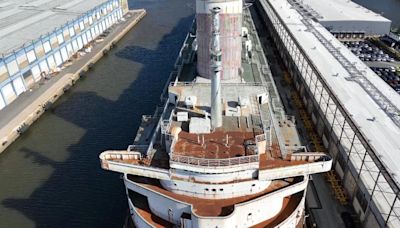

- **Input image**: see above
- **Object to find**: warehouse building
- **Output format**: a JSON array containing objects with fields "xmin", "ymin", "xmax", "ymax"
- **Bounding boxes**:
[
  {"xmin": 0, "ymin": 0, "xmax": 129, "ymax": 110},
  {"xmin": 295, "ymin": 0, "xmax": 391, "ymax": 38},
  {"xmin": 257, "ymin": 0, "xmax": 400, "ymax": 227}
]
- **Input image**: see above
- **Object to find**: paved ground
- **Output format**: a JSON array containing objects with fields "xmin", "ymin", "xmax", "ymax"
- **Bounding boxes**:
[
  {"xmin": 364, "ymin": 60, "xmax": 400, "ymax": 68},
  {"xmin": 0, "ymin": 10, "xmax": 146, "ymax": 152},
  {"xmin": 250, "ymin": 5, "xmax": 358, "ymax": 228}
]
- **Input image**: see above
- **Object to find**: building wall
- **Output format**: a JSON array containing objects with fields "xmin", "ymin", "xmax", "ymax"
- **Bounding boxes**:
[
  {"xmin": 255, "ymin": 0, "xmax": 400, "ymax": 227},
  {"xmin": 120, "ymin": 0, "xmax": 130, "ymax": 14},
  {"xmin": 321, "ymin": 20, "xmax": 391, "ymax": 36},
  {"xmin": 0, "ymin": 0, "xmax": 126, "ymax": 110}
]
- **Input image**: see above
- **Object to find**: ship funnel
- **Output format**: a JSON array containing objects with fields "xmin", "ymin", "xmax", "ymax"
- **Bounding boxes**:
[{"xmin": 210, "ymin": 7, "xmax": 223, "ymax": 130}]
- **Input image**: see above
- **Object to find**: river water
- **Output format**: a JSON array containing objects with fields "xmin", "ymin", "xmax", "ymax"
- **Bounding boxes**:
[{"xmin": 0, "ymin": 0, "xmax": 194, "ymax": 227}]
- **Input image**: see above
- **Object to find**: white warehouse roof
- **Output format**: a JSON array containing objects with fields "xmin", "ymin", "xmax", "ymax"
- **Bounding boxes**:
[
  {"xmin": 0, "ymin": 0, "xmax": 109, "ymax": 55},
  {"xmin": 297, "ymin": 0, "xmax": 391, "ymax": 35},
  {"xmin": 267, "ymin": 0, "xmax": 400, "ymax": 183}
]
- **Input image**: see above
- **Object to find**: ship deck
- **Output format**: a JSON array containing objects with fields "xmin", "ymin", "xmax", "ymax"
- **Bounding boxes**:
[
  {"xmin": 127, "ymin": 174, "xmax": 303, "ymax": 217},
  {"xmin": 128, "ymin": 190, "xmax": 174, "ymax": 228},
  {"xmin": 251, "ymin": 192, "xmax": 304, "ymax": 228},
  {"xmin": 174, "ymin": 128, "xmax": 261, "ymax": 159}
]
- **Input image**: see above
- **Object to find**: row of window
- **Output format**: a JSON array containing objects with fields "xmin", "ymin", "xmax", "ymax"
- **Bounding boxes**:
[
  {"xmin": 0, "ymin": 1, "xmax": 124, "ymax": 110},
  {"xmin": 261, "ymin": 1, "xmax": 400, "ymax": 226},
  {"xmin": 0, "ymin": 0, "xmax": 121, "ymax": 82}
]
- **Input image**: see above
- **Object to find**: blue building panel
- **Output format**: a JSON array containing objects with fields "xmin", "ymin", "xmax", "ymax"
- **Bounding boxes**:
[{"xmin": 0, "ymin": 0, "xmax": 126, "ymax": 108}]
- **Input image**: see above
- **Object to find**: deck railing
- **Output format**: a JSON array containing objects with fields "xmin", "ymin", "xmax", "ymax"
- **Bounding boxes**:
[{"xmin": 170, "ymin": 154, "xmax": 259, "ymax": 167}]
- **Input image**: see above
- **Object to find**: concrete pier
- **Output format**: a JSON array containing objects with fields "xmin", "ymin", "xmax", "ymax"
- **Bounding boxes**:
[{"xmin": 0, "ymin": 9, "xmax": 146, "ymax": 154}]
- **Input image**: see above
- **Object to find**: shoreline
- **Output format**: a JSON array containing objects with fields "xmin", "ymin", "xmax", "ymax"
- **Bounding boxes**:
[{"xmin": 0, "ymin": 9, "xmax": 147, "ymax": 154}]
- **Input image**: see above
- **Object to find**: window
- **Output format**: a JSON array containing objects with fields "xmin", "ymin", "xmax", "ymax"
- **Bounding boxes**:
[
  {"xmin": 69, "ymin": 27, "xmax": 75, "ymax": 37},
  {"xmin": 74, "ymin": 23, "xmax": 80, "ymax": 33},
  {"xmin": 43, "ymin": 41, "xmax": 51, "ymax": 53},
  {"xmin": 50, "ymin": 35, "xmax": 59, "ymax": 48},
  {"xmin": 79, "ymin": 21, "xmax": 85, "ymax": 30},
  {"xmin": 89, "ymin": 16, "xmax": 93, "ymax": 25},
  {"xmin": 57, "ymin": 33, "xmax": 64, "ymax": 44},
  {"xmin": 16, "ymin": 52, "xmax": 28, "ymax": 69},
  {"xmin": 0, "ymin": 64, "xmax": 9, "ymax": 82},
  {"xmin": 63, "ymin": 29, "xmax": 70, "ymax": 40},
  {"xmin": 6, "ymin": 60, "xmax": 19, "ymax": 76},
  {"xmin": 34, "ymin": 44, "xmax": 45, "ymax": 58}
]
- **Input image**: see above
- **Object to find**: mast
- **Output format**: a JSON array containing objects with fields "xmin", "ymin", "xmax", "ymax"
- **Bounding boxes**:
[{"xmin": 210, "ymin": 7, "xmax": 223, "ymax": 130}]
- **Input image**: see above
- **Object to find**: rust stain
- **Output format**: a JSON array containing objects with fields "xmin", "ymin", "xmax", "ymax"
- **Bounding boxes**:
[
  {"xmin": 174, "ymin": 130, "xmax": 260, "ymax": 159},
  {"xmin": 128, "ymin": 175, "xmax": 293, "ymax": 217}
]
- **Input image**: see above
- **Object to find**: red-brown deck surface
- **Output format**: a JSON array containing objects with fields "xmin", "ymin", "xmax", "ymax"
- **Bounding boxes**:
[
  {"xmin": 259, "ymin": 153, "xmax": 309, "ymax": 170},
  {"xmin": 128, "ymin": 175, "xmax": 300, "ymax": 217},
  {"xmin": 174, "ymin": 130, "xmax": 260, "ymax": 159}
]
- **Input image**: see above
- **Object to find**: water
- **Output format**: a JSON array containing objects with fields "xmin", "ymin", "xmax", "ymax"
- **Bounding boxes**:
[
  {"xmin": 353, "ymin": 0, "xmax": 400, "ymax": 29},
  {"xmin": 1, "ymin": 0, "xmax": 399, "ymax": 227},
  {"xmin": 0, "ymin": 0, "xmax": 194, "ymax": 227}
]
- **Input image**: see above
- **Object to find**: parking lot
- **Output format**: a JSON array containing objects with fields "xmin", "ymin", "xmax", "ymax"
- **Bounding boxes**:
[
  {"xmin": 343, "ymin": 40, "xmax": 396, "ymax": 62},
  {"xmin": 371, "ymin": 66, "xmax": 400, "ymax": 94},
  {"xmin": 342, "ymin": 40, "xmax": 400, "ymax": 94}
]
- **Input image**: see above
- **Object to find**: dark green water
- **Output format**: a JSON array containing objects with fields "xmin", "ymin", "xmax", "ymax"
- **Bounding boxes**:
[{"xmin": 0, "ymin": 0, "xmax": 194, "ymax": 227}]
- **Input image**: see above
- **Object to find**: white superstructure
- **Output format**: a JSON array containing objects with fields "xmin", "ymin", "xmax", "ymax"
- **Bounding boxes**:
[{"xmin": 99, "ymin": 1, "xmax": 332, "ymax": 227}]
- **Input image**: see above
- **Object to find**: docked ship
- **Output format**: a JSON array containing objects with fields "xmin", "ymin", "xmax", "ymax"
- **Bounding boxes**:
[{"xmin": 99, "ymin": 0, "xmax": 332, "ymax": 227}]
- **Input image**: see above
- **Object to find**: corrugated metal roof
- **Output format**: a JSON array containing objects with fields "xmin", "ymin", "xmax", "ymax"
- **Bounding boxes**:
[
  {"xmin": 300, "ymin": 0, "xmax": 391, "ymax": 22},
  {"xmin": 0, "ymin": 0, "xmax": 109, "ymax": 55},
  {"xmin": 266, "ymin": 0, "xmax": 400, "ymax": 183}
]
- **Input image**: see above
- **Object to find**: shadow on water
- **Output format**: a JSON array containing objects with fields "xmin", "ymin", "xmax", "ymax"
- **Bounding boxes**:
[{"xmin": 1, "ymin": 0, "xmax": 194, "ymax": 227}]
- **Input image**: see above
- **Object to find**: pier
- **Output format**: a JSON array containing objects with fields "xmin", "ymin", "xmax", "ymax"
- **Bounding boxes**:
[{"xmin": 0, "ymin": 9, "xmax": 146, "ymax": 154}]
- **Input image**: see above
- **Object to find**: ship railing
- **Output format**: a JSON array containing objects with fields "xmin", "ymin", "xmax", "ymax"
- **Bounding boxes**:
[
  {"xmin": 161, "ymin": 119, "xmax": 171, "ymax": 134},
  {"xmin": 100, "ymin": 150, "xmax": 142, "ymax": 161},
  {"xmin": 169, "ymin": 82, "xmax": 266, "ymax": 87},
  {"xmin": 127, "ymin": 145, "xmax": 148, "ymax": 154},
  {"xmin": 289, "ymin": 152, "xmax": 331, "ymax": 162},
  {"xmin": 255, "ymin": 133, "xmax": 266, "ymax": 142},
  {"xmin": 170, "ymin": 154, "xmax": 259, "ymax": 167}
]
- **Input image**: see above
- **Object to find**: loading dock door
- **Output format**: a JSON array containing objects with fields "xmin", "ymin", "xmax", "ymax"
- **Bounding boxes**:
[
  {"xmin": 0, "ymin": 94, "xmax": 5, "ymax": 110},
  {"xmin": 77, "ymin": 36, "xmax": 83, "ymax": 49},
  {"xmin": 47, "ymin": 55, "xmax": 56, "ymax": 70},
  {"xmin": 12, "ymin": 76, "xmax": 25, "ymax": 95},
  {"xmin": 72, "ymin": 40, "xmax": 79, "ymax": 52},
  {"xmin": 61, "ymin": 47, "xmax": 68, "ymax": 62},
  {"xmin": 23, "ymin": 70, "xmax": 35, "ymax": 89},
  {"xmin": 39, "ymin": 60, "xmax": 49, "ymax": 73},
  {"xmin": 1, "ymin": 83, "xmax": 17, "ymax": 104},
  {"xmin": 66, "ymin": 43, "xmax": 74, "ymax": 56},
  {"xmin": 54, "ymin": 51, "xmax": 63, "ymax": 66},
  {"xmin": 31, "ymin": 65, "xmax": 41, "ymax": 82}
]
